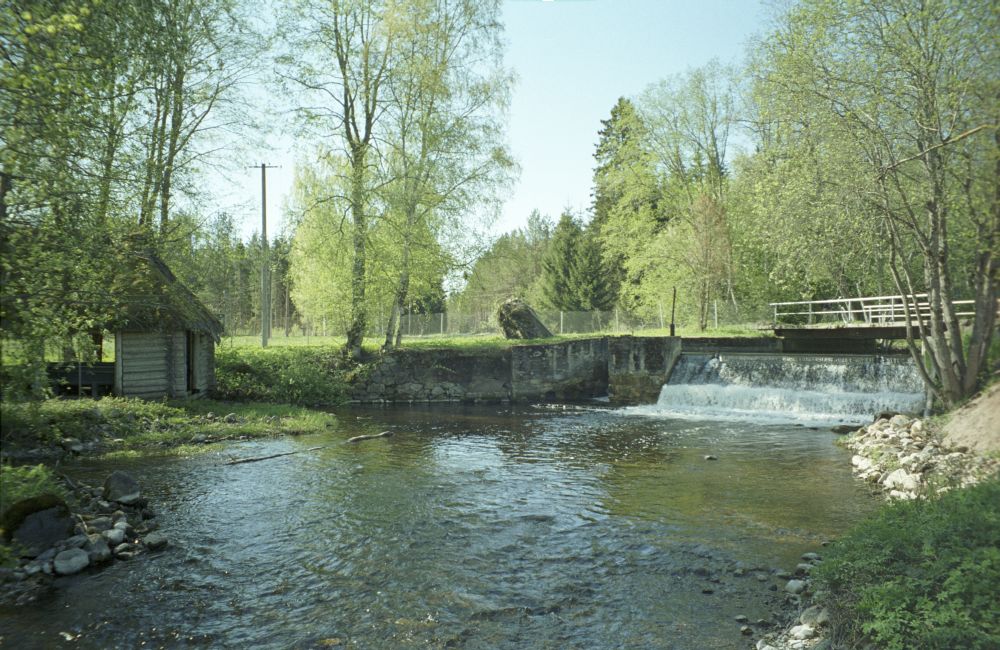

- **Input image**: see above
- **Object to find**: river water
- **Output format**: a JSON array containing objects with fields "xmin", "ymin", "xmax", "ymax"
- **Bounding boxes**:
[{"xmin": 1, "ymin": 403, "xmax": 875, "ymax": 649}]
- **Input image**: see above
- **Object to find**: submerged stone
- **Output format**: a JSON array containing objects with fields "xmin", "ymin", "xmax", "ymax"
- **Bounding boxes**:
[
  {"xmin": 53, "ymin": 548, "xmax": 90, "ymax": 575},
  {"xmin": 143, "ymin": 532, "xmax": 168, "ymax": 550}
]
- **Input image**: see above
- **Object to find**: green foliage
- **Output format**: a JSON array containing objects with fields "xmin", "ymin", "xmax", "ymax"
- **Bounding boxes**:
[
  {"xmin": 215, "ymin": 347, "xmax": 350, "ymax": 406},
  {"xmin": 451, "ymin": 210, "xmax": 552, "ymax": 319},
  {"xmin": 2, "ymin": 397, "xmax": 189, "ymax": 447},
  {"xmin": 813, "ymin": 479, "xmax": 1000, "ymax": 649},
  {"xmin": 0, "ymin": 464, "xmax": 66, "ymax": 519},
  {"xmin": 1, "ymin": 0, "xmax": 257, "ymax": 390},
  {"xmin": 540, "ymin": 212, "xmax": 618, "ymax": 312},
  {"xmin": 0, "ymin": 463, "xmax": 68, "ymax": 567},
  {"xmin": 0, "ymin": 396, "xmax": 337, "ymax": 455}
]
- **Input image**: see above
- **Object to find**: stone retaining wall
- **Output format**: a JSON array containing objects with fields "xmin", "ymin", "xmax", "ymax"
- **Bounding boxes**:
[
  {"xmin": 350, "ymin": 336, "xmax": 680, "ymax": 404},
  {"xmin": 350, "ymin": 348, "xmax": 512, "ymax": 403},
  {"xmin": 608, "ymin": 336, "xmax": 682, "ymax": 404},
  {"xmin": 510, "ymin": 338, "xmax": 608, "ymax": 401}
]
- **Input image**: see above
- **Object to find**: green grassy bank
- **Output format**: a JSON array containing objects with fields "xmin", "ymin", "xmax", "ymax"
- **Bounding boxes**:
[
  {"xmin": 812, "ymin": 478, "xmax": 1000, "ymax": 649},
  {"xmin": 0, "ymin": 397, "xmax": 337, "ymax": 456}
]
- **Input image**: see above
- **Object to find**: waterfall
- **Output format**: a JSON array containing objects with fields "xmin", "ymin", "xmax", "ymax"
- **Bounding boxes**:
[{"xmin": 642, "ymin": 353, "xmax": 925, "ymax": 424}]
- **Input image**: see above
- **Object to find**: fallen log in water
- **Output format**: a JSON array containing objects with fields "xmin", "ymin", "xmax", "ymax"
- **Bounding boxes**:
[
  {"xmin": 347, "ymin": 431, "xmax": 393, "ymax": 443},
  {"xmin": 223, "ymin": 431, "xmax": 395, "ymax": 465},
  {"xmin": 223, "ymin": 446, "xmax": 328, "ymax": 465}
]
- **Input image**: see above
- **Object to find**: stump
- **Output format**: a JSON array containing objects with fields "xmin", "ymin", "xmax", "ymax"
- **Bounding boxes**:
[{"xmin": 496, "ymin": 298, "xmax": 552, "ymax": 339}]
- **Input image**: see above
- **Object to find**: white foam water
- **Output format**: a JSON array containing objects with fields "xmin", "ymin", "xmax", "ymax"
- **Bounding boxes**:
[{"xmin": 631, "ymin": 353, "xmax": 925, "ymax": 425}]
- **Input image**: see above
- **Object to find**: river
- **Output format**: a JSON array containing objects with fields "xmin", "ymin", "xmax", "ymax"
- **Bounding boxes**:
[{"xmin": 0, "ymin": 403, "xmax": 875, "ymax": 649}]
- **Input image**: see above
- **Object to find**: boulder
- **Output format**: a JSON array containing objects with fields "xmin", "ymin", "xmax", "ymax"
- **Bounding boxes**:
[
  {"xmin": 851, "ymin": 455, "xmax": 873, "ymax": 472},
  {"xmin": 785, "ymin": 579, "xmax": 806, "ymax": 594},
  {"xmin": 86, "ymin": 516, "xmax": 113, "ymax": 533},
  {"xmin": 63, "ymin": 534, "xmax": 88, "ymax": 549},
  {"xmin": 143, "ymin": 532, "xmax": 168, "ymax": 550},
  {"xmin": 3, "ymin": 495, "xmax": 74, "ymax": 558},
  {"xmin": 84, "ymin": 536, "xmax": 112, "ymax": 564},
  {"xmin": 102, "ymin": 471, "xmax": 141, "ymax": 505},
  {"xmin": 53, "ymin": 548, "xmax": 90, "ymax": 575},
  {"xmin": 496, "ymin": 298, "xmax": 552, "ymax": 340},
  {"xmin": 882, "ymin": 468, "xmax": 921, "ymax": 492},
  {"xmin": 102, "ymin": 527, "xmax": 125, "ymax": 547},
  {"xmin": 789, "ymin": 624, "xmax": 816, "ymax": 640},
  {"xmin": 889, "ymin": 414, "xmax": 912, "ymax": 428},
  {"xmin": 800, "ymin": 605, "xmax": 829, "ymax": 627}
]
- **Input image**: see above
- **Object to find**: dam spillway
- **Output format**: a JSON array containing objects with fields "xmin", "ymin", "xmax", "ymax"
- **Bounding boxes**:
[{"xmin": 644, "ymin": 353, "xmax": 925, "ymax": 425}]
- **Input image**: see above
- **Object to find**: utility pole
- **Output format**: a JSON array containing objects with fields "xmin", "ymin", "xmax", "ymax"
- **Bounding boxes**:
[{"xmin": 251, "ymin": 163, "xmax": 279, "ymax": 347}]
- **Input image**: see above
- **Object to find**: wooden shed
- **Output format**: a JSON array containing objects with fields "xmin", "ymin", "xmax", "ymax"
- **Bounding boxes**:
[{"xmin": 110, "ymin": 253, "xmax": 224, "ymax": 399}]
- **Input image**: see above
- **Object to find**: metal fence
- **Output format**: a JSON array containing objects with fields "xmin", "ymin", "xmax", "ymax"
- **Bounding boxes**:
[{"xmin": 224, "ymin": 303, "xmax": 772, "ymax": 345}]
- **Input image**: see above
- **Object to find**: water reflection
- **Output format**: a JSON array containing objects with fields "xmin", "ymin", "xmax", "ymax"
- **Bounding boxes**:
[{"xmin": 0, "ymin": 404, "xmax": 875, "ymax": 649}]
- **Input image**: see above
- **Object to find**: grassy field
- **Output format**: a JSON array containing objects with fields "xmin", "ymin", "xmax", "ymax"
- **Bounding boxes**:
[{"xmin": 220, "ymin": 323, "xmax": 772, "ymax": 351}]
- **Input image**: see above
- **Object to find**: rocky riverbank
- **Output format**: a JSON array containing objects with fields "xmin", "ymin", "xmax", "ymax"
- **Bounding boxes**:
[
  {"xmin": 0, "ymin": 470, "xmax": 167, "ymax": 606},
  {"xmin": 755, "ymin": 407, "xmax": 1000, "ymax": 650},
  {"xmin": 845, "ymin": 413, "xmax": 999, "ymax": 500}
]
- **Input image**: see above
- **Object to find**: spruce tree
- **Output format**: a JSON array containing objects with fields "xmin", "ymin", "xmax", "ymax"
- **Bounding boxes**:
[{"xmin": 541, "ymin": 213, "xmax": 585, "ymax": 311}]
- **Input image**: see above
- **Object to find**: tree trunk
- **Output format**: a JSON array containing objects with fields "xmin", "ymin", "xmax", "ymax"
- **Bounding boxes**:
[
  {"xmin": 160, "ymin": 62, "xmax": 186, "ymax": 233},
  {"xmin": 962, "ymin": 132, "xmax": 1000, "ymax": 394},
  {"xmin": 284, "ymin": 283, "xmax": 291, "ymax": 337},
  {"xmin": 384, "ymin": 239, "xmax": 412, "ymax": 350},
  {"xmin": 345, "ymin": 146, "xmax": 368, "ymax": 360}
]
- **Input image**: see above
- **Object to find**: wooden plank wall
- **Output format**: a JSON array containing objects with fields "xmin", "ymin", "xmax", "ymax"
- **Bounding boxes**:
[
  {"xmin": 170, "ymin": 332, "xmax": 187, "ymax": 396},
  {"xmin": 192, "ymin": 334, "xmax": 215, "ymax": 391},
  {"xmin": 119, "ymin": 332, "xmax": 171, "ymax": 398}
]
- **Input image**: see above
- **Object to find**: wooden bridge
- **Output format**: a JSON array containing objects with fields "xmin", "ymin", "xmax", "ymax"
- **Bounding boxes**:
[{"xmin": 768, "ymin": 294, "xmax": 980, "ymax": 349}]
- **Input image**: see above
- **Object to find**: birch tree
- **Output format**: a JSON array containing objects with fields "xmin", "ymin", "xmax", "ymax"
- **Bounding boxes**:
[
  {"xmin": 378, "ymin": 0, "xmax": 513, "ymax": 349},
  {"xmin": 757, "ymin": 0, "xmax": 999, "ymax": 405},
  {"xmin": 279, "ymin": 0, "xmax": 394, "ymax": 359}
]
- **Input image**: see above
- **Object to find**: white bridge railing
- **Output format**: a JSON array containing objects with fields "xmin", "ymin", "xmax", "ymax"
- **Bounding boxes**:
[{"xmin": 769, "ymin": 294, "xmax": 978, "ymax": 326}]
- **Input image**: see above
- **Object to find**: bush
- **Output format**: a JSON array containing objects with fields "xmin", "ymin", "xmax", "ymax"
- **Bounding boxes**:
[
  {"xmin": 813, "ymin": 479, "xmax": 1000, "ymax": 649},
  {"xmin": 214, "ymin": 346, "xmax": 350, "ymax": 406},
  {"xmin": 0, "ymin": 463, "xmax": 67, "ymax": 519},
  {"xmin": 1, "ymin": 397, "xmax": 184, "ymax": 447}
]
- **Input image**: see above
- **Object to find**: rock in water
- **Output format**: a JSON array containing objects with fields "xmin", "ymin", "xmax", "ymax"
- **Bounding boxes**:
[
  {"xmin": 143, "ymin": 532, "xmax": 168, "ymax": 550},
  {"xmin": 785, "ymin": 579, "xmax": 806, "ymax": 594},
  {"xmin": 496, "ymin": 298, "xmax": 552, "ymax": 340},
  {"xmin": 102, "ymin": 471, "xmax": 141, "ymax": 505},
  {"xmin": 53, "ymin": 548, "xmax": 90, "ymax": 575},
  {"xmin": 3, "ymin": 495, "xmax": 74, "ymax": 558},
  {"xmin": 84, "ymin": 536, "xmax": 112, "ymax": 564},
  {"xmin": 102, "ymin": 527, "xmax": 125, "ymax": 547}
]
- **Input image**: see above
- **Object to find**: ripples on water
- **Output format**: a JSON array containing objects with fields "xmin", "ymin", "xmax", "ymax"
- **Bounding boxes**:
[{"xmin": 1, "ymin": 404, "xmax": 875, "ymax": 649}]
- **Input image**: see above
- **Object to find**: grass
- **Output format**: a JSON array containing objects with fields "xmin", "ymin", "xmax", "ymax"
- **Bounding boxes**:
[
  {"xmin": 0, "ymin": 464, "xmax": 67, "ymax": 519},
  {"xmin": 0, "ymin": 397, "xmax": 337, "ymax": 455},
  {"xmin": 220, "ymin": 323, "xmax": 772, "ymax": 352},
  {"xmin": 0, "ymin": 463, "xmax": 71, "ymax": 567},
  {"xmin": 813, "ymin": 478, "xmax": 1000, "ymax": 649}
]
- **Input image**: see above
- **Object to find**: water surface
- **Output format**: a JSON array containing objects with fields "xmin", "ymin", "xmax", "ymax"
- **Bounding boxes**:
[{"xmin": 1, "ymin": 404, "xmax": 875, "ymax": 649}]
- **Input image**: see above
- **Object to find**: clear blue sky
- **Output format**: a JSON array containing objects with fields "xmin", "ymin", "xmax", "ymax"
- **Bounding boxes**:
[
  {"xmin": 497, "ymin": 0, "xmax": 766, "ymax": 232},
  {"xmin": 231, "ymin": 0, "xmax": 768, "ymax": 240}
]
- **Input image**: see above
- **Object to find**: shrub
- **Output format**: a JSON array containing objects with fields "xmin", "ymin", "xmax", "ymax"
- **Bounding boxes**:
[
  {"xmin": 813, "ymin": 479, "xmax": 1000, "ymax": 649},
  {"xmin": 214, "ymin": 346, "xmax": 350, "ymax": 406},
  {"xmin": 0, "ymin": 463, "xmax": 67, "ymax": 520},
  {"xmin": 1, "ymin": 397, "xmax": 185, "ymax": 446}
]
